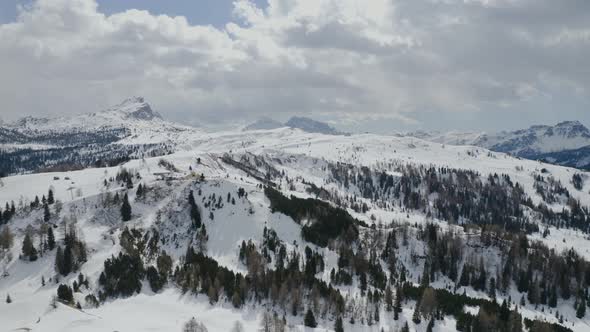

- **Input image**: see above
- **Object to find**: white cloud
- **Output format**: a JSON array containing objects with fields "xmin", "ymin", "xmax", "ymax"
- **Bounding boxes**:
[{"xmin": 0, "ymin": 0, "xmax": 589, "ymax": 131}]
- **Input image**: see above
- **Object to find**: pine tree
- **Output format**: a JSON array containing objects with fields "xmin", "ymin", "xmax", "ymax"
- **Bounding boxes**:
[
  {"xmin": 548, "ymin": 285, "xmax": 558, "ymax": 308},
  {"xmin": 63, "ymin": 244, "xmax": 74, "ymax": 275},
  {"xmin": 22, "ymin": 233, "xmax": 38, "ymax": 261},
  {"xmin": 400, "ymin": 322, "xmax": 410, "ymax": 332},
  {"xmin": 508, "ymin": 307, "xmax": 523, "ymax": 332},
  {"xmin": 136, "ymin": 184, "xmax": 144, "ymax": 198},
  {"xmin": 48, "ymin": 189, "xmax": 55, "ymax": 205},
  {"xmin": 0, "ymin": 227, "xmax": 14, "ymax": 250},
  {"xmin": 126, "ymin": 177, "xmax": 134, "ymax": 189},
  {"xmin": 385, "ymin": 285, "xmax": 393, "ymax": 311},
  {"xmin": 488, "ymin": 277, "xmax": 497, "ymax": 300},
  {"xmin": 577, "ymin": 299, "xmax": 586, "ymax": 318},
  {"xmin": 6, "ymin": 294, "xmax": 11, "ymax": 303},
  {"xmin": 43, "ymin": 203, "xmax": 51, "ymax": 222},
  {"xmin": 394, "ymin": 285, "xmax": 402, "ymax": 320},
  {"xmin": 47, "ymin": 227, "xmax": 56, "ymax": 250},
  {"xmin": 421, "ymin": 260, "xmax": 431, "ymax": 287},
  {"xmin": 499, "ymin": 299, "xmax": 510, "ymax": 322},
  {"xmin": 121, "ymin": 193, "xmax": 132, "ymax": 222},
  {"xmin": 412, "ymin": 298, "xmax": 422, "ymax": 324},
  {"xmin": 55, "ymin": 246, "xmax": 65, "ymax": 275},
  {"xmin": 304, "ymin": 309, "xmax": 317, "ymax": 328},
  {"xmin": 57, "ymin": 284, "xmax": 73, "ymax": 304},
  {"xmin": 334, "ymin": 316, "xmax": 344, "ymax": 332}
]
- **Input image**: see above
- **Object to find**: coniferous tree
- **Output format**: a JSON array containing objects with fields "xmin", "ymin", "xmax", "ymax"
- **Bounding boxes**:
[
  {"xmin": 47, "ymin": 227, "xmax": 56, "ymax": 250},
  {"xmin": 48, "ymin": 189, "xmax": 55, "ymax": 205},
  {"xmin": 21, "ymin": 233, "xmax": 38, "ymax": 261},
  {"xmin": 548, "ymin": 285, "xmax": 558, "ymax": 308},
  {"xmin": 57, "ymin": 284, "xmax": 73, "ymax": 304},
  {"xmin": 136, "ymin": 184, "xmax": 144, "ymax": 198},
  {"xmin": 394, "ymin": 285, "xmax": 402, "ymax": 320},
  {"xmin": 334, "ymin": 316, "xmax": 344, "ymax": 332},
  {"xmin": 121, "ymin": 193, "xmax": 132, "ymax": 222},
  {"xmin": 0, "ymin": 227, "xmax": 14, "ymax": 250},
  {"xmin": 146, "ymin": 266, "xmax": 165, "ymax": 292},
  {"xmin": 304, "ymin": 309, "xmax": 317, "ymax": 328},
  {"xmin": 508, "ymin": 307, "xmax": 523, "ymax": 332},
  {"xmin": 577, "ymin": 299, "xmax": 586, "ymax": 318},
  {"xmin": 43, "ymin": 203, "xmax": 51, "ymax": 222},
  {"xmin": 488, "ymin": 277, "xmax": 497, "ymax": 300},
  {"xmin": 499, "ymin": 299, "xmax": 510, "ymax": 322},
  {"xmin": 385, "ymin": 285, "xmax": 393, "ymax": 311},
  {"xmin": 6, "ymin": 294, "xmax": 11, "ymax": 303},
  {"xmin": 63, "ymin": 244, "xmax": 73, "ymax": 275},
  {"xmin": 55, "ymin": 246, "xmax": 65, "ymax": 275},
  {"xmin": 400, "ymin": 322, "xmax": 410, "ymax": 332},
  {"xmin": 126, "ymin": 177, "xmax": 134, "ymax": 189},
  {"xmin": 412, "ymin": 298, "xmax": 422, "ymax": 324}
]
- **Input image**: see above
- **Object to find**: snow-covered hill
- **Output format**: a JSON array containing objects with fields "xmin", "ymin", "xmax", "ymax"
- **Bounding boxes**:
[
  {"xmin": 0, "ymin": 98, "xmax": 200, "ymax": 175},
  {"xmin": 400, "ymin": 121, "xmax": 590, "ymax": 170},
  {"xmin": 2, "ymin": 112, "xmax": 590, "ymax": 331}
]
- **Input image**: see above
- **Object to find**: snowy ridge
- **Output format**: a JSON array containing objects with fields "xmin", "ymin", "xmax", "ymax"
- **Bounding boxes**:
[
  {"xmin": 243, "ymin": 116, "xmax": 346, "ymax": 135},
  {"xmin": 2, "ymin": 97, "xmax": 195, "ymax": 145},
  {"xmin": 400, "ymin": 121, "xmax": 590, "ymax": 170}
]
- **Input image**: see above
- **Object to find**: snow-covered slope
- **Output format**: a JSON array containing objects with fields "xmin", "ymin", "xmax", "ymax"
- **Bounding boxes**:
[
  {"xmin": 2, "ymin": 115, "xmax": 590, "ymax": 331},
  {"xmin": 401, "ymin": 121, "xmax": 590, "ymax": 170}
]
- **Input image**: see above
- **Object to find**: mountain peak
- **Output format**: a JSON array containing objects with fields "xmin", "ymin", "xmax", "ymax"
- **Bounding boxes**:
[
  {"xmin": 547, "ymin": 120, "xmax": 589, "ymax": 139},
  {"xmin": 555, "ymin": 120, "xmax": 583, "ymax": 127},
  {"xmin": 285, "ymin": 116, "xmax": 344, "ymax": 135},
  {"xmin": 110, "ymin": 97, "xmax": 162, "ymax": 121},
  {"xmin": 243, "ymin": 117, "xmax": 284, "ymax": 131}
]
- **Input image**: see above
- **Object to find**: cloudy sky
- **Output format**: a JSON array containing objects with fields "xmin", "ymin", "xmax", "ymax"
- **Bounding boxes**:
[{"xmin": 0, "ymin": 0, "xmax": 589, "ymax": 133}]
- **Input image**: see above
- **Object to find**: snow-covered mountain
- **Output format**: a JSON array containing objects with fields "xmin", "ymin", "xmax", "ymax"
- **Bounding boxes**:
[
  {"xmin": 0, "ymin": 98, "xmax": 199, "ymax": 175},
  {"xmin": 2, "ymin": 97, "xmax": 192, "ymax": 143},
  {"xmin": 2, "ymin": 107, "xmax": 590, "ymax": 331},
  {"xmin": 401, "ymin": 121, "xmax": 590, "ymax": 170},
  {"xmin": 284, "ymin": 117, "xmax": 345, "ymax": 135},
  {"xmin": 244, "ymin": 116, "xmax": 346, "ymax": 135},
  {"xmin": 243, "ymin": 117, "xmax": 285, "ymax": 131}
]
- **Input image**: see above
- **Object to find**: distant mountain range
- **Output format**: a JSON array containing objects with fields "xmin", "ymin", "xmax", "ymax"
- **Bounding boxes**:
[
  {"xmin": 400, "ymin": 121, "xmax": 590, "ymax": 170},
  {"xmin": 2, "ymin": 97, "xmax": 588, "ymax": 173},
  {"xmin": 0, "ymin": 97, "xmax": 190, "ymax": 174},
  {"xmin": 244, "ymin": 116, "xmax": 346, "ymax": 135}
]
